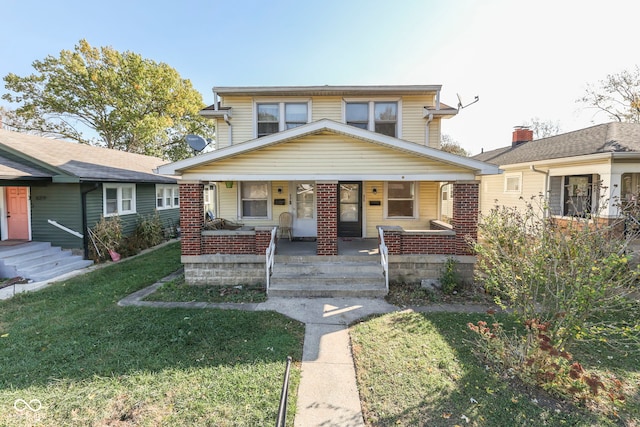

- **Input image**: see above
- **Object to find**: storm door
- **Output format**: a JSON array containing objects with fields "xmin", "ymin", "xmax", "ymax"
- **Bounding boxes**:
[{"xmin": 337, "ymin": 182, "xmax": 362, "ymax": 237}]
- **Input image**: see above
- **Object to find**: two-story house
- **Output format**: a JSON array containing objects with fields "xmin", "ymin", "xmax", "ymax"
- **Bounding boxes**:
[{"xmin": 158, "ymin": 85, "xmax": 500, "ymax": 296}]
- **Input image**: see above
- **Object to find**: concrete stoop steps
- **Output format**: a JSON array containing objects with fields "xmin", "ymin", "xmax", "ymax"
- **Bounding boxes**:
[
  {"xmin": 0, "ymin": 242, "xmax": 93, "ymax": 282},
  {"xmin": 268, "ymin": 255, "xmax": 387, "ymax": 297}
]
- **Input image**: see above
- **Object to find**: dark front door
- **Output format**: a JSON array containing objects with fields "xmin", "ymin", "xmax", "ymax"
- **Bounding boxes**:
[{"xmin": 338, "ymin": 182, "xmax": 362, "ymax": 237}]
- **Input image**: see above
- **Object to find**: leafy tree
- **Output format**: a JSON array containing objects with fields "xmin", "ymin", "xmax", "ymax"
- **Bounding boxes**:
[
  {"xmin": 2, "ymin": 39, "xmax": 214, "ymax": 160},
  {"xmin": 523, "ymin": 117, "xmax": 562, "ymax": 139},
  {"xmin": 440, "ymin": 134, "xmax": 469, "ymax": 156},
  {"xmin": 578, "ymin": 65, "xmax": 640, "ymax": 123}
]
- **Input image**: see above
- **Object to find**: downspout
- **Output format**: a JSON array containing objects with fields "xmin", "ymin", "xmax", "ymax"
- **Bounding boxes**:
[
  {"xmin": 81, "ymin": 183, "xmax": 99, "ymax": 259},
  {"xmin": 530, "ymin": 165, "xmax": 550, "ymax": 216},
  {"xmin": 425, "ymin": 113, "xmax": 433, "ymax": 147},
  {"xmin": 224, "ymin": 113, "xmax": 232, "ymax": 146}
]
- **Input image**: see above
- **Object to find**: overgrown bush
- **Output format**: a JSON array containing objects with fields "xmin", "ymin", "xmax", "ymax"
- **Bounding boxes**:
[
  {"xmin": 88, "ymin": 216, "xmax": 123, "ymax": 262},
  {"xmin": 89, "ymin": 214, "xmax": 166, "ymax": 261},
  {"xmin": 119, "ymin": 213, "xmax": 165, "ymax": 257},
  {"xmin": 471, "ymin": 194, "xmax": 640, "ymax": 351}
]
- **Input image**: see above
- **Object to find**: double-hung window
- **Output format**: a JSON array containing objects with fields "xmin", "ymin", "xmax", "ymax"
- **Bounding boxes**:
[
  {"xmin": 345, "ymin": 101, "xmax": 399, "ymax": 137},
  {"xmin": 385, "ymin": 181, "xmax": 416, "ymax": 218},
  {"xmin": 156, "ymin": 184, "xmax": 179, "ymax": 210},
  {"xmin": 104, "ymin": 184, "xmax": 136, "ymax": 216},
  {"xmin": 256, "ymin": 102, "xmax": 309, "ymax": 137},
  {"xmin": 240, "ymin": 182, "xmax": 270, "ymax": 218}
]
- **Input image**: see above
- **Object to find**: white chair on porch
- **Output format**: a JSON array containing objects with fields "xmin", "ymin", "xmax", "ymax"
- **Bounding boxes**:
[{"xmin": 279, "ymin": 212, "xmax": 293, "ymax": 241}]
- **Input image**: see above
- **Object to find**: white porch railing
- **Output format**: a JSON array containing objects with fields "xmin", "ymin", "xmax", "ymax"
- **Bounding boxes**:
[
  {"xmin": 378, "ymin": 227, "xmax": 389, "ymax": 293},
  {"xmin": 265, "ymin": 227, "xmax": 277, "ymax": 294},
  {"xmin": 48, "ymin": 219, "xmax": 83, "ymax": 238}
]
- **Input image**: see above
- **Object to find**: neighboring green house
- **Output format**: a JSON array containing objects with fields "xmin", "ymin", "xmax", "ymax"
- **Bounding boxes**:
[{"xmin": 0, "ymin": 129, "xmax": 179, "ymax": 257}]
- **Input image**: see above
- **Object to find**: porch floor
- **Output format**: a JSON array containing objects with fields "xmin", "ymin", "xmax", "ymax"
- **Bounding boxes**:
[{"xmin": 276, "ymin": 237, "xmax": 379, "ymax": 256}]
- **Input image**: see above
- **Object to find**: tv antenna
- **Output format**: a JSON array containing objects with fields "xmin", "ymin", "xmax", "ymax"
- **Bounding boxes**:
[
  {"xmin": 456, "ymin": 93, "xmax": 480, "ymax": 110},
  {"xmin": 185, "ymin": 134, "xmax": 211, "ymax": 153}
]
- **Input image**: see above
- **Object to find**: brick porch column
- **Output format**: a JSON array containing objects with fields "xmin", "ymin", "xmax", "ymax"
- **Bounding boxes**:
[
  {"xmin": 179, "ymin": 182, "xmax": 204, "ymax": 256},
  {"xmin": 316, "ymin": 182, "xmax": 338, "ymax": 255},
  {"xmin": 452, "ymin": 181, "xmax": 479, "ymax": 255}
]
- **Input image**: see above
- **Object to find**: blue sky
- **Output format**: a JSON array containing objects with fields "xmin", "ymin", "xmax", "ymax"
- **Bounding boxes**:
[{"xmin": 2, "ymin": 0, "xmax": 639, "ymax": 154}]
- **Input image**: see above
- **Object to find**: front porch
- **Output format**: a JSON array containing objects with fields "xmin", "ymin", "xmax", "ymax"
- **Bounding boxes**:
[{"xmin": 179, "ymin": 180, "xmax": 480, "ymax": 295}]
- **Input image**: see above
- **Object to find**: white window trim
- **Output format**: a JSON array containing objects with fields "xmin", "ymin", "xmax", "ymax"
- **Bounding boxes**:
[
  {"xmin": 342, "ymin": 98, "xmax": 402, "ymax": 138},
  {"xmin": 156, "ymin": 184, "xmax": 179, "ymax": 210},
  {"xmin": 383, "ymin": 181, "xmax": 418, "ymax": 219},
  {"xmin": 238, "ymin": 181, "xmax": 272, "ymax": 219},
  {"xmin": 504, "ymin": 173, "xmax": 522, "ymax": 194},
  {"xmin": 253, "ymin": 99, "xmax": 312, "ymax": 138},
  {"xmin": 103, "ymin": 183, "xmax": 136, "ymax": 217}
]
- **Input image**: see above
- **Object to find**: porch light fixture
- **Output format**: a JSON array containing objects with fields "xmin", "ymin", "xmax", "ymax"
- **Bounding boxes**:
[
  {"xmin": 225, "ymin": 181, "xmax": 234, "ymax": 189},
  {"xmin": 277, "ymin": 187, "xmax": 283, "ymax": 194},
  {"xmin": 372, "ymin": 187, "xmax": 378, "ymax": 195}
]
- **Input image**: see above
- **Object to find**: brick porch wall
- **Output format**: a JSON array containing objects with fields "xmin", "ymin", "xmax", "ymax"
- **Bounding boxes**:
[
  {"xmin": 316, "ymin": 182, "xmax": 338, "ymax": 255},
  {"xmin": 378, "ymin": 181, "xmax": 479, "ymax": 256},
  {"xmin": 452, "ymin": 181, "xmax": 479, "ymax": 255},
  {"xmin": 179, "ymin": 183, "xmax": 204, "ymax": 256},
  {"xmin": 202, "ymin": 234, "xmax": 255, "ymax": 254}
]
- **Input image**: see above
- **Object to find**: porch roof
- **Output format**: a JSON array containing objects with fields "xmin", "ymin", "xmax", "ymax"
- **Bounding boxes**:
[{"xmin": 157, "ymin": 119, "xmax": 501, "ymax": 181}]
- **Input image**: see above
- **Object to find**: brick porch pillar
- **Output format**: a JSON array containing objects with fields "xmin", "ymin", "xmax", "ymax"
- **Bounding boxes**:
[
  {"xmin": 452, "ymin": 181, "xmax": 479, "ymax": 255},
  {"xmin": 179, "ymin": 182, "xmax": 204, "ymax": 256},
  {"xmin": 316, "ymin": 182, "xmax": 338, "ymax": 255}
]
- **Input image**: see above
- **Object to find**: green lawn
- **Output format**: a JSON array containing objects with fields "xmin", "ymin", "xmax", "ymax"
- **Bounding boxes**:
[
  {"xmin": 146, "ymin": 273, "xmax": 267, "ymax": 303},
  {"xmin": 351, "ymin": 311, "xmax": 640, "ymax": 426},
  {"xmin": 0, "ymin": 242, "xmax": 304, "ymax": 426}
]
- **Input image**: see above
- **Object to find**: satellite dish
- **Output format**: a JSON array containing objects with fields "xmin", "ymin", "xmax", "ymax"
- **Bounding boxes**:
[
  {"xmin": 185, "ymin": 134, "xmax": 208, "ymax": 152},
  {"xmin": 456, "ymin": 93, "xmax": 480, "ymax": 110}
]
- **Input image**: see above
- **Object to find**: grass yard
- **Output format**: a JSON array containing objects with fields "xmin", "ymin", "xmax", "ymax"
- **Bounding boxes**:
[
  {"xmin": 0, "ymin": 242, "xmax": 304, "ymax": 426},
  {"xmin": 351, "ymin": 311, "xmax": 640, "ymax": 426},
  {"xmin": 146, "ymin": 273, "xmax": 267, "ymax": 303}
]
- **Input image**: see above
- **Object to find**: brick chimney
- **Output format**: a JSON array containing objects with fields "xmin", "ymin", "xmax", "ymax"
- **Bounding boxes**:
[{"xmin": 512, "ymin": 126, "xmax": 533, "ymax": 147}]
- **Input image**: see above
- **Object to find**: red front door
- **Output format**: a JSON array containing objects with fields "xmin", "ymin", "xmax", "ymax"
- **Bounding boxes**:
[{"xmin": 6, "ymin": 187, "xmax": 29, "ymax": 240}]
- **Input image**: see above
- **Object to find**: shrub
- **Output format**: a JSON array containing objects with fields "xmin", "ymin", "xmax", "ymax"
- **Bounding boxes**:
[
  {"xmin": 439, "ymin": 257, "xmax": 460, "ymax": 294},
  {"xmin": 471, "ymin": 194, "xmax": 640, "ymax": 351},
  {"xmin": 88, "ymin": 216, "xmax": 123, "ymax": 262}
]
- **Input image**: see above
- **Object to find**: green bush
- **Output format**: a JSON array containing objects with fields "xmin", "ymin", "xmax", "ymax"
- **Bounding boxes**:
[{"xmin": 439, "ymin": 257, "xmax": 460, "ymax": 294}]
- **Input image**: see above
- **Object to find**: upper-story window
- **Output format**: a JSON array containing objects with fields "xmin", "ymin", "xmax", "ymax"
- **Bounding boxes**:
[
  {"xmin": 256, "ymin": 102, "xmax": 309, "ymax": 137},
  {"xmin": 345, "ymin": 101, "xmax": 398, "ymax": 137}
]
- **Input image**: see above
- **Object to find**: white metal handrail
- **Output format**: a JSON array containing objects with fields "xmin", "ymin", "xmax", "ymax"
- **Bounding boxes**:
[
  {"xmin": 48, "ymin": 219, "xmax": 83, "ymax": 238},
  {"xmin": 265, "ymin": 227, "xmax": 277, "ymax": 294},
  {"xmin": 378, "ymin": 227, "xmax": 389, "ymax": 293}
]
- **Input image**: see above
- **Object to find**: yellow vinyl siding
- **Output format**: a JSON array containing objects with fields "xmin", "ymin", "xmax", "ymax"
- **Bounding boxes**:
[
  {"xmin": 478, "ymin": 168, "xmax": 546, "ymax": 216},
  {"xmin": 217, "ymin": 96, "xmax": 254, "ymax": 147},
  {"xmin": 311, "ymin": 96, "xmax": 342, "ymax": 122},
  {"xmin": 401, "ymin": 95, "xmax": 429, "ymax": 145},
  {"xmin": 188, "ymin": 135, "xmax": 469, "ymax": 176},
  {"xmin": 216, "ymin": 93, "xmax": 440, "ymax": 148},
  {"xmin": 428, "ymin": 119, "xmax": 442, "ymax": 148}
]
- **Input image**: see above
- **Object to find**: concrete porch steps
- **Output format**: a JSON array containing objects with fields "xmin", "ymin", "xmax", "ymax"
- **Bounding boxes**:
[
  {"xmin": 0, "ymin": 242, "xmax": 93, "ymax": 282},
  {"xmin": 268, "ymin": 256, "xmax": 387, "ymax": 297}
]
